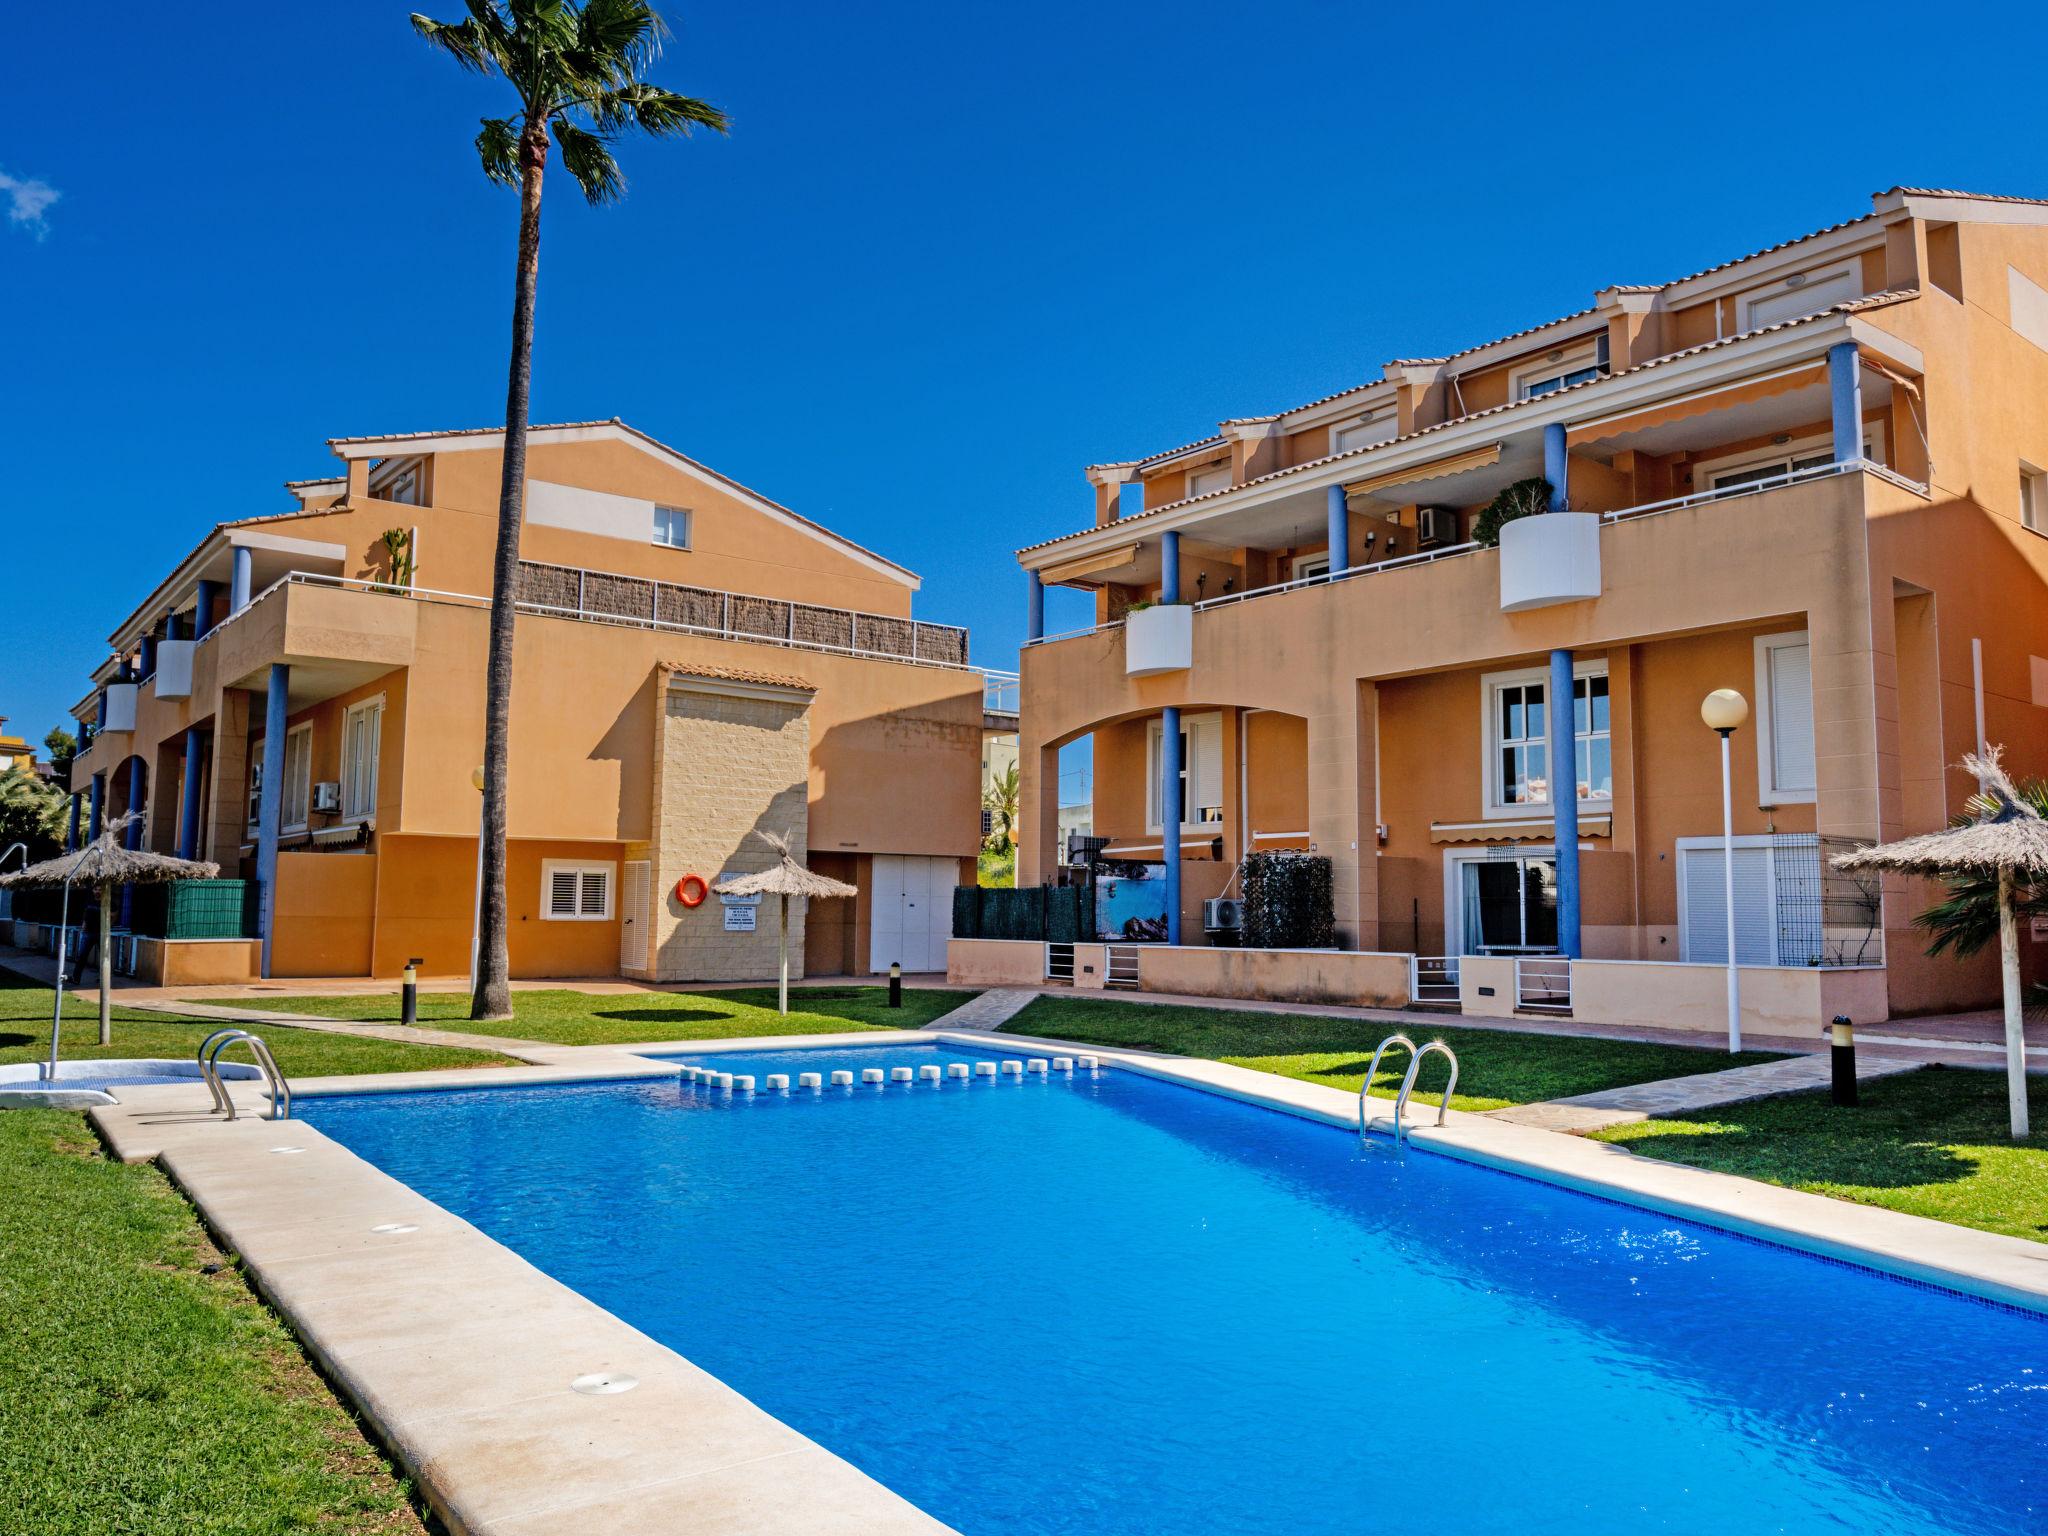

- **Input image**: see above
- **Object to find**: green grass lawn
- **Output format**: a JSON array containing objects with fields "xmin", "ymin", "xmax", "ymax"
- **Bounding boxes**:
[
  {"xmin": 1592, "ymin": 1065, "xmax": 2048, "ymax": 1243},
  {"xmin": 0, "ymin": 1108, "xmax": 428, "ymax": 1534},
  {"xmin": 0, "ymin": 971, "xmax": 515, "ymax": 1076},
  {"xmin": 1000, "ymin": 996, "xmax": 1786, "ymax": 1112},
  {"xmin": 213, "ymin": 984, "xmax": 979, "ymax": 1046}
]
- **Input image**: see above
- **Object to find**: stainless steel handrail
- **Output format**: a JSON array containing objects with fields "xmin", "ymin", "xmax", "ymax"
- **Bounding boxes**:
[
  {"xmin": 1392, "ymin": 1041, "xmax": 1460, "ymax": 1141},
  {"xmin": 197, "ymin": 1029, "xmax": 292, "ymax": 1121},
  {"xmin": 1359, "ymin": 1033, "xmax": 1417, "ymax": 1138}
]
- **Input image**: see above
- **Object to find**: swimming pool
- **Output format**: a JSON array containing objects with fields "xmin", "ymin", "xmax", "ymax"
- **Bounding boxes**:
[{"xmin": 303, "ymin": 1041, "xmax": 2048, "ymax": 1536}]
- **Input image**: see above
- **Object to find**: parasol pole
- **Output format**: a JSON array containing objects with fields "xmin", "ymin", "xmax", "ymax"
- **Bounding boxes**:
[
  {"xmin": 1996, "ymin": 866, "xmax": 2029, "ymax": 1139},
  {"xmin": 47, "ymin": 873, "xmax": 74, "ymax": 1081},
  {"xmin": 778, "ymin": 892, "xmax": 791, "ymax": 1016},
  {"xmin": 97, "ymin": 878, "xmax": 113, "ymax": 1045}
]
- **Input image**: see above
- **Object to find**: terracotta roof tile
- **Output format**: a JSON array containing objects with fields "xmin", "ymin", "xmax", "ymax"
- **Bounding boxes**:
[{"xmin": 661, "ymin": 661, "xmax": 816, "ymax": 692}]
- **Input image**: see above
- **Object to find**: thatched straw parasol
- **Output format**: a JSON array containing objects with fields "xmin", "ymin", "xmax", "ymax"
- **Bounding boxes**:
[
  {"xmin": 1835, "ymin": 750, "xmax": 2044, "ymax": 1138},
  {"xmin": 0, "ymin": 814, "xmax": 218, "ymax": 1077},
  {"xmin": 714, "ymin": 830, "xmax": 857, "ymax": 1015}
]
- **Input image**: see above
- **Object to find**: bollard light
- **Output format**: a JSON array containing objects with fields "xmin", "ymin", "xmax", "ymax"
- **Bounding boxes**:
[
  {"xmin": 401, "ymin": 957, "xmax": 422, "ymax": 1027},
  {"xmin": 1827, "ymin": 1015, "xmax": 1859, "ymax": 1107},
  {"xmin": 889, "ymin": 960, "xmax": 903, "ymax": 1008}
]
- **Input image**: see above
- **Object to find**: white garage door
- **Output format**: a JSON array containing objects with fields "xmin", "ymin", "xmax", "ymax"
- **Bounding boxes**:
[{"xmin": 870, "ymin": 855, "xmax": 957, "ymax": 974}]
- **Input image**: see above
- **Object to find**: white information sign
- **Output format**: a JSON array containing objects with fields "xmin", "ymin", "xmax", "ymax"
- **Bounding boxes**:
[{"xmin": 723, "ymin": 904, "xmax": 757, "ymax": 932}]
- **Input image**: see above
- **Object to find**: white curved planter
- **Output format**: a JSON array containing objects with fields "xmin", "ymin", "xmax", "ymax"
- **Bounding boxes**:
[
  {"xmin": 1500, "ymin": 512, "xmax": 1602, "ymax": 613},
  {"xmin": 1124, "ymin": 603, "xmax": 1193, "ymax": 676},
  {"xmin": 101, "ymin": 682, "xmax": 138, "ymax": 733},
  {"xmin": 154, "ymin": 639, "xmax": 196, "ymax": 700}
]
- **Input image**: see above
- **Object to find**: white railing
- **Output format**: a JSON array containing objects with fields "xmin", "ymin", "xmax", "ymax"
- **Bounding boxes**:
[
  {"xmin": 1514, "ymin": 956, "xmax": 1572, "ymax": 1014},
  {"xmin": 1195, "ymin": 540, "xmax": 1482, "ymax": 611},
  {"xmin": 982, "ymin": 671, "xmax": 1020, "ymax": 715},
  {"xmin": 1600, "ymin": 456, "xmax": 1927, "ymax": 527},
  {"xmin": 204, "ymin": 572, "xmax": 1005, "ymax": 684},
  {"xmin": 1023, "ymin": 618, "xmax": 1125, "ymax": 649},
  {"xmin": 1410, "ymin": 954, "xmax": 1461, "ymax": 1005}
]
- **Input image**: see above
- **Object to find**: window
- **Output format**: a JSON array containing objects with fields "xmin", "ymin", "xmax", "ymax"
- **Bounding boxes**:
[
  {"xmin": 1331, "ymin": 412, "xmax": 1395, "ymax": 455},
  {"xmin": 1738, "ymin": 264, "xmax": 1863, "ymax": 330},
  {"xmin": 1677, "ymin": 834, "xmax": 1825, "ymax": 966},
  {"xmin": 371, "ymin": 456, "xmax": 423, "ymax": 506},
  {"xmin": 543, "ymin": 859, "xmax": 614, "ymax": 920},
  {"xmin": 1147, "ymin": 712, "xmax": 1224, "ymax": 831},
  {"xmin": 1513, "ymin": 342, "xmax": 1606, "ymax": 401},
  {"xmin": 2023, "ymin": 464, "xmax": 2046, "ymax": 533},
  {"xmin": 652, "ymin": 505, "xmax": 691, "ymax": 549},
  {"xmin": 1482, "ymin": 665, "xmax": 1612, "ymax": 815},
  {"xmin": 1186, "ymin": 464, "xmax": 1232, "ymax": 499},
  {"xmin": 341, "ymin": 697, "xmax": 383, "ymax": 822},
  {"xmin": 246, "ymin": 724, "xmax": 312, "ymax": 833},
  {"xmin": 1450, "ymin": 851, "xmax": 1559, "ymax": 956},
  {"xmin": 1289, "ymin": 553, "xmax": 1332, "ymax": 582},
  {"xmin": 1754, "ymin": 631, "xmax": 1816, "ymax": 804},
  {"xmin": 1699, "ymin": 428, "xmax": 1884, "ymax": 494}
]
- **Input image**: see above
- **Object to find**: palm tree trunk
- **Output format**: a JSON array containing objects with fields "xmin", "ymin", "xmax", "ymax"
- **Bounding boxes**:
[{"xmin": 472, "ymin": 122, "xmax": 549, "ymax": 1021}]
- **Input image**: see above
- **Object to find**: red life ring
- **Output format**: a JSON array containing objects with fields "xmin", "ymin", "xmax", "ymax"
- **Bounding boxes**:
[{"xmin": 676, "ymin": 873, "xmax": 710, "ymax": 908}]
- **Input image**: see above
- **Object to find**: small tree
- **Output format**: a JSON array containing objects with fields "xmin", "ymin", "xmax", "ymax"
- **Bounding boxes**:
[
  {"xmin": 983, "ymin": 762, "xmax": 1020, "ymax": 850},
  {"xmin": 1473, "ymin": 477, "xmax": 1555, "ymax": 547},
  {"xmin": 0, "ymin": 767, "xmax": 70, "ymax": 861},
  {"xmin": 42, "ymin": 727, "xmax": 76, "ymax": 786}
]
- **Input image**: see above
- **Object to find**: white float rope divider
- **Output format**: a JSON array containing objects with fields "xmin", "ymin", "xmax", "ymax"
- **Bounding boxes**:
[{"xmin": 676, "ymin": 1053, "xmax": 1102, "ymax": 1094}]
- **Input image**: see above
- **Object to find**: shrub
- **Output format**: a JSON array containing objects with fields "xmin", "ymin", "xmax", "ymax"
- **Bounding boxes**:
[
  {"xmin": 1242, "ymin": 852, "xmax": 1335, "ymax": 949},
  {"xmin": 1472, "ymin": 477, "xmax": 1555, "ymax": 547}
]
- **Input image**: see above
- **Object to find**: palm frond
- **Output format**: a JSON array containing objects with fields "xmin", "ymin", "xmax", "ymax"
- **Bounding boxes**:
[
  {"xmin": 589, "ymin": 81, "xmax": 728, "ymax": 137},
  {"xmin": 568, "ymin": 0, "xmax": 666, "ymax": 82},
  {"xmin": 474, "ymin": 117, "xmax": 521, "ymax": 186},
  {"xmin": 552, "ymin": 118, "xmax": 624, "ymax": 204},
  {"xmin": 411, "ymin": 10, "xmax": 502, "ymax": 74}
]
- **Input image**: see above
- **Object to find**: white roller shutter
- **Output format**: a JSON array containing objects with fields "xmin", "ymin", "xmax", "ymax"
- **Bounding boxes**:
[
  {"xmin": 1767, "ymin": 639, "xmax": 1816, "ymax": 795},
  {"xmin": 1680, "ymin": 844, "xmax": 1776, "ymax": 965}
]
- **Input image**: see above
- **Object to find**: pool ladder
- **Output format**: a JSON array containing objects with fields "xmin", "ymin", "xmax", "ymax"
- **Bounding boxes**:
[
  {"xmin": 1359, "ymin": 1034, "xmax": 1459, "ymax": 1143},
  {"xmin": 196, "ymin": 1029, "xmax": 292, "ymax": 1121}
]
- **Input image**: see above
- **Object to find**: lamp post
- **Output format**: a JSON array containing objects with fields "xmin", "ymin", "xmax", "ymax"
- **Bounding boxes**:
[
  {"xmin": 468, "ymin": 765, "xmax": 485, "ymax": 994},
  {"xmin": 1700, "ymin": 689, "xmax": 1749, "ymax": 1053}
]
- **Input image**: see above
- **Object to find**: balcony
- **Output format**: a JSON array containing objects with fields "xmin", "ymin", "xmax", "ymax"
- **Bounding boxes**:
[{"xmin": 1124, "ymin": 604, "xmax": 1192, "ymax": 676}]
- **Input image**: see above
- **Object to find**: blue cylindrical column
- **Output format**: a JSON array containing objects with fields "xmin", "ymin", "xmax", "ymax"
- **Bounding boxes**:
[
  {"xmin": 1549, "ymin": 648, "xmax": 1581, "ymax": 959},
  {"xmin": 1027, "ymin": 571, "xmax": 1044, "ymax": 642},
  {"xmin": 1160, "ymin": 530, "xmax": 1181, "ymax": 604},
  {"xmin": 66, "ymin": 792, "xmax": 81, "ymax": 852},
  {"xmin": 231, "ymin": 547, "xmax": 254, "ymax": 612},
  {"xmin": 138, "ymin": 631, "xmax": 158, "ymax": 680},
  {"xmin": 1161, "ymin": 704, "xmax": 1183, "ymax": 945},
  {"xmin": 94, "ymin": 691, "xmax": 107, "ymax": 730},
  {"xmin": 1828, "ymin": 341, "xmax": 1862, "ymax": 463},
  {"xmin": 178, "ymin": 727, "xmax": 206, "ymax": 860},
  {"xmin": 256, "ymin": 664, "xmax": 289, "ymax": 976},
  {"xmin": 194, "ymin": 579, "xmax": 220, "ymax": 638},
  {"xmin": 1326, "ymin": 485, "xmax": 1349, "ymax": 574},
  {"xmin": 87, "ymin": 774, "xmax": 103, "ymax": 841},
  {"xmin": 120, "ymin": 756, "xmax": 146, "ymax": 926},
  {"xmin": 1544, "ymin": 422, "xmax": 1569, "ymax": 511}
]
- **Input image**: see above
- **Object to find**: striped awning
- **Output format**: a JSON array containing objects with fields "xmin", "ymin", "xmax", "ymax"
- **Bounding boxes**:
[
  {"xmin": 1431, "ymin": 816, "xmax": 1611, "ymax": 844},
  {"xmin": 1566, "ymin": 364, "xmax": 1826, "ymax": 450},
  {"xmin": 1343, "ymin": 443, "xmax": 1502, "ymax": 499}
]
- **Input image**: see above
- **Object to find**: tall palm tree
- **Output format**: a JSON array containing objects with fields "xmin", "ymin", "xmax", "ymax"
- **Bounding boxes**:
[
  {"xmin": 411, "ymin": 0, "xmax": 726, "ymax": 1018},
  {"xmin": 983, "ymin": 762, "xmax": 1021, "ymax": 850}
]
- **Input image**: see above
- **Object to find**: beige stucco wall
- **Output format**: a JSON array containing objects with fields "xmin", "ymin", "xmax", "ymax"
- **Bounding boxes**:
[
  {"xmin": 649, "ymin": 680, "xmax": 812, "ymax": 982},
  {"xmin": 1137, "ymin": 945, "xmax": 1411, "ymax": 1007},
  {"xmin": 947, "ymin": 937, "xmax": 1047, "ymax": 987},
  {"xmin": 1567, "ymin": 959, "xmax": 1837, "ymax": 1037}
]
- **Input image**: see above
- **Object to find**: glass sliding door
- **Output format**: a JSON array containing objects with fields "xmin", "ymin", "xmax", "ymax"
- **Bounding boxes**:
[{"xmin": 1456, "ymin": 854, "xmax": 1558, "ymax": 955}]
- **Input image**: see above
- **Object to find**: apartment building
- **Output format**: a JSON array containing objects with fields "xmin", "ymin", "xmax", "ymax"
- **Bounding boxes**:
[
  {"xmin": 1010, "ymin": 188, "xmax": 2048, "ymax": 1024},
  {"xmin": 62, "ymin": 419, "xmax": 1005, "ymax": 983}
]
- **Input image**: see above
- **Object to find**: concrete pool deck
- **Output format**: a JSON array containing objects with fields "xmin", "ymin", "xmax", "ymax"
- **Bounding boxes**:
[{"xmin": 83, "ymin": 1025, "xmax": 2048, "ymax": 1534}]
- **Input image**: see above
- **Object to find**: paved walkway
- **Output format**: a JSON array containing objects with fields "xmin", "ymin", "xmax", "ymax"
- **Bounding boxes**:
[
  {"xmin": 919, "ymin": 988, "xmax": 1038, "ymax": 1033},
  {"xmin": 1491, "ymin": 1050, "xmax": 1928, "ymax": 1133}
]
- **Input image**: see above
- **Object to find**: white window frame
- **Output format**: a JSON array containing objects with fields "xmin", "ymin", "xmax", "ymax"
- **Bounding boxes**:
[
  {"xmin": 1330, "ymin": 412, "xmax": 1394, "ymax": 455},
  {"xmin": 247, "ymin": 722, "xmax": 313, "ymax": 835},
  {"xmin": 1185, "ymin": 463, "xmax": 1233, "ymax": 499},
  {"xmin": 340, "ymin": 695, "xmax": 384, "ymax": 824},
  {"xmin": 1695, "ymin": 426, "xmax": 1885, "ymax": 493},
  {"xmin": 1736, "ymin": 262, "xmax": 1863, "ymax": 331},
  {"xmin": 1146, "ymin": 712, "xmax": 1225, "ymax": 833},
  {"xmin": 652, "ymin": 504, "xmax": 691, "ymax": 549},
  {"xmin": 2022, "ymin": 463, "xmax": 2047, "ymax": 535},
  {"xmin": 1753, "ymin": 630, "xmax": 1817, "ymax": 806},
  {"xmin": 542, "ymin": 858, "xmax": 615, "ymax": 921},
  {"xmin": 1289, "ymin": 552, "xmax": 1332, "ymax": 582},
  {"xmin": 1441, "ymin": 844, "xmax": 1596, "ymax": 957},
  {"xmin": 1511, "ymin": 342, "xmax": 1605, "ymax": 402},
  {"xmin": 1480, "ymin": 662, "xmax": 1614, "ymax": 819}
]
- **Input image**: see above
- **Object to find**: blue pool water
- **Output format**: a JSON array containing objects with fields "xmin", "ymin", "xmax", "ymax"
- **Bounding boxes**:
[{"xmin": 304, "ymin": 1043, "xmax": 2048, "ymax": 1535}]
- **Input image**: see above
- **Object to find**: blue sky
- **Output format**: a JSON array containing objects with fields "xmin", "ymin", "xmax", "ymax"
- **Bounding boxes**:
[{"xmin": 3, "ymin": 0, "xmax": 2044, "ymax": 760}]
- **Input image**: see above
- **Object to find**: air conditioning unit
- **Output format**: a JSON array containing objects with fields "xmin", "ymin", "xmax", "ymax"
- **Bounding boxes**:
[
  {"xmin": 1203, "ymin": 897, "xmax": 1244, "ymax": 933},
  {"xmin": 312, "ymin": 781, "xmax": 342, "ymax": 814},
  {"xmin": 1416, "ymin": 506, "xmax": 1459, "ymax": 549}
]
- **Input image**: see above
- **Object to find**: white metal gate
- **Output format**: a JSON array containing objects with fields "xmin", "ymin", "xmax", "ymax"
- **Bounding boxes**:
[
  {"xmin": 620, "ymin": 860, "xmax": 650, "ymax": 975},
  {"xmin": 869, "ymin": 855, "xmax": 955, "ymax": 973}
]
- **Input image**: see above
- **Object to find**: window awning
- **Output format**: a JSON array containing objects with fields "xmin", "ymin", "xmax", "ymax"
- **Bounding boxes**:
[
  {"xmin": 1040, "ymin": 543, "xmax": 1141, "ymax": 586},
  {"xmin": 1566, "ymin": 363, "xmax": 1826, "ymax": 450},
  {"xmin": 1431, "ymin": 816, "xmax": 1612, "ymax": 844},
  {"xmin": 1343, "ymin": 443, "xmax": 1502, "ymax": 499}
]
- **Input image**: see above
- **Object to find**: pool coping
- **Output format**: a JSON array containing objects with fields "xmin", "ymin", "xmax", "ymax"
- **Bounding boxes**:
[{"xmin": 84, "ymin": 1023, "xmax": 2048, "ymax": 1533}]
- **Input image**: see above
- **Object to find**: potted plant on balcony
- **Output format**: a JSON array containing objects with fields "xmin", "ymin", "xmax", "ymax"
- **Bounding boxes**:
[{"xmin": 1473, "ymin": 477, "xmax": 1556, "ymax": 547}]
